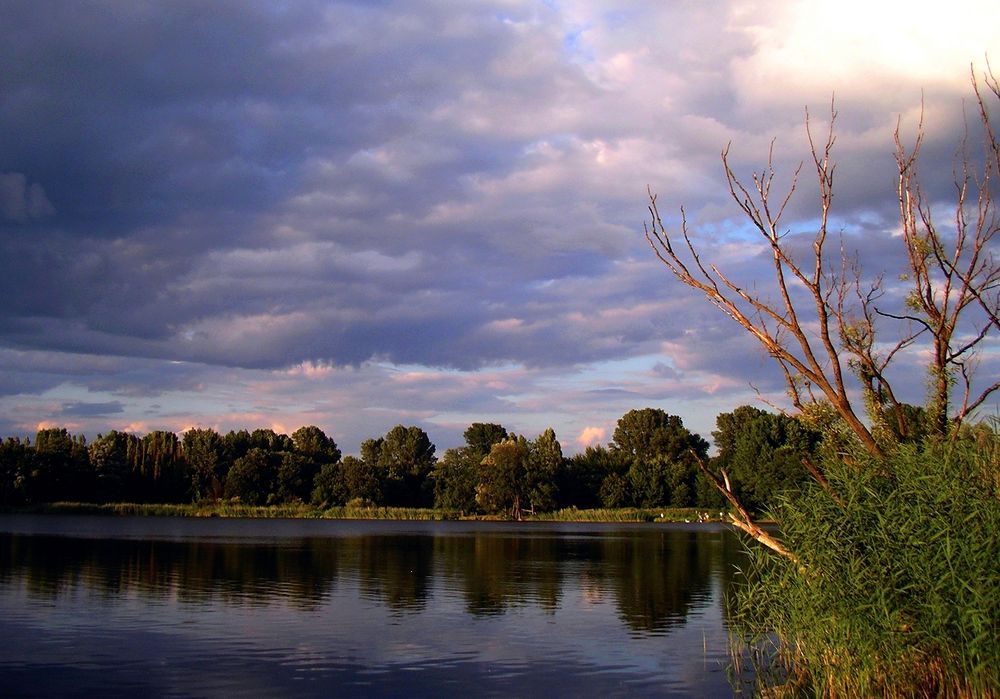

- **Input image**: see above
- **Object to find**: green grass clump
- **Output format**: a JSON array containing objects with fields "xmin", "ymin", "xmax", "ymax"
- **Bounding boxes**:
[
  {"xmin": 529, "ymin": 507, "xmax": 712, "ymax": 522},
  {"xmin": 733, "ymin": 438, "xmax": 1000, "ymax": 697},
  {"xmin": 317, "ymin": 506, "xmax": 462, "ymax": 520}
]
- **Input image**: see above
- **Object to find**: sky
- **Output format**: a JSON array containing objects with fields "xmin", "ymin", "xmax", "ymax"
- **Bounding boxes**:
[{"xmin": 1, "ymin": 0, "xmax": 997, "ymax": 456}]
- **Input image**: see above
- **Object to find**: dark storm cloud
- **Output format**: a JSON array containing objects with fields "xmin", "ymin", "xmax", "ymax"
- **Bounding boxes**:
[{"xmin": 0, "ymin": 0, "xmax": 639, "ymax": 372}]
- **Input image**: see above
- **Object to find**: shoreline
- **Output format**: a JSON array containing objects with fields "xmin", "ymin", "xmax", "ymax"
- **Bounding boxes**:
[{"xmin": 0, "ymin": 501, "xmax": 732, "ymax": 523}]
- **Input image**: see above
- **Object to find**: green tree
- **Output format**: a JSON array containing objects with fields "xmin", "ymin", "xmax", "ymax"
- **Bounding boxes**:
[
  {"xmin": 712, "ymin": 406, "xmax": 820, "ymax": 514},
  {"xmin": 374, "ymin": 425, "xmax": 436, "ymax": 507},
  {"xmin": 610, "ymin": 409, "xmax": 708, "ymax": 507},
  {"xmin": 0, "ymin": 437, "xmax": 32, "ymax": 505},
  {"xmin": 312, "ymin": 455, "xmax": 383, "ymax": 506},
  {"xmin": 291, "ymin": 425, "xmax": 341, "ymax": 465},
  {"xmin": 599, "ymin": 472, "xmax": 632, "ymax": 508},
  {"xmin": 463, "ymin": 423, "xmax": 509, "ymax": 454},
  {"xmin": 613, "ymin": 409, "xmax": 708, "ymax": 464},
  {"xmin": 88, "ymin": 431, "xmax": 137, "ymax": 503},
  {"xmin": 525, "ymin": 428, "xmax": 562, "ymax": 513},
  {"xmin": 224, "ymin": 447, "xmax": 278, "ymax": 505},
  {"xmin": 274, "ymin": 452, "xmax": 316, "ymax": 503},
  {"xmin": 311, "ymin": 461, "xmax": 343, "ymax": 506},
  {"xmin": 360, "ymin": 437, "xmax": 383, "ymax": 467},
  {"xmin": 432, "ymin": 422, "xmax": 511, "ymax": 512},
  {"xmin": 341, "ymin": 455, "xmax": 384, "ymax": 505},
  {"xmin": 182, "ymin": 428, "xmax": 224, "ymax": 502},
  {"xmin": 474, "ymin": 430, "xmax": 564, "ymax": 518},
  {"xmin": 32, "ymin": 428, "xmax": 91, "ymax": 502},
  {"xmin": 249, "ymin": 428, "xmax": 294, "ymax": 454},
  {"xmin": 135, "ymin": 431, "xmax": 186, "ymax": 502},
  {"xmin": 560, "ymin": 444, "xmax": 629, "ymax": 509},
  {"xmin": 627, "ymin": 457, "xmax": 669, "ymax": 507},
  {"xmin": 476, "ymin": 437, "xmax": 531, "ymax": 519},
  {"xmin": 284, "ymin": 425, "xmax": 339, "ymax": 502},
  {"xmin": 221, "ymin": 429, "xmax": 252, "ymax": 464},
  {"xmin": 432, "ymin": 447, "xmax": 482, "ymax": 512}
]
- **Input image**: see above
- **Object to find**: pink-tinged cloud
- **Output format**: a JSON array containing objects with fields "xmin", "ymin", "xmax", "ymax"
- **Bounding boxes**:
[{"xmin": 577, "ymin": 426, "xmax": 607, "ymax": 448}]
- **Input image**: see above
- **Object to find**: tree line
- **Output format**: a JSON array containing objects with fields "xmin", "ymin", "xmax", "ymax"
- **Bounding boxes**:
[{"xmin": 0, "ymin": 406, "xmax": 823, "ymax": 517}]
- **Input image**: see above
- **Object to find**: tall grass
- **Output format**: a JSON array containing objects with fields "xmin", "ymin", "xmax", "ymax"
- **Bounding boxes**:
[
  {"xmin": 7, "ymin": 501, "xmax": 718, "ymax": 523},
  {"xmin": 530, "ymin": 507, "xmax": 712, "ymax": 522},
  {"xmin": 732, "ymin": 439, "xmax": 1000, "ymax": 697},
  {"xmin": 316, "ymin": 506, "xmax": 463, "ymax": 520}
]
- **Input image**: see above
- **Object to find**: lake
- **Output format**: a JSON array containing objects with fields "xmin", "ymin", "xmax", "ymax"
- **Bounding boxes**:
[{"xmin": 0, "ymin": 515, "xmax": 753, "ymax": 697}]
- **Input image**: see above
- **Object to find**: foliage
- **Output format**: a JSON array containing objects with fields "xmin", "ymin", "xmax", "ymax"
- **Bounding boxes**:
[
  {"xmin": 274, "ymin": 452, "xmax": 315, "ymax": 503},
  {"xmin": 610, "ymin": 408, "xmax": 708, "ymax": 508},
  {"xmin": 89, "ymin": 431, "xmax": 137, "ymax": 503},
  {"xmin": 249, "ymin": 428, "xmax": 294, "ymax": 454},
  {"xmin": 182, "ymin": 428, "xmax": 224, "ymax": 501},
  {"xmin": 311, "ymin": 455, "xmax": 384, "ymax": 507},
  {"xmin": 475, "ymin": 430, "xmax": 565, "ymax": 518},
  {"xmin": 224, "ymin": 448, "xmax": 278, "ymax": 505},
  {"xmin": 432, "ymin": 447, "xmax": 483, "ymax": 512},
  {"xmin": 712, "ymin": 406, "xmax": 820, "ymax": 514},
  {"xmin": 476, "ymin": 437, "xmax": 531, "ymax": 519},
  {"xmin": 291, "ymin": 425, "xmax": 341, "ymax": 465},
  {"xmin": 559, "ymin": 444, "xmax": 628, "ymax": 509},
  {"xmin": 432, "ymin": 422, "xmax": 512, "ymax": 513},
  {"xmin": 32, "ymin": 428, "xmax": 91, "ymax": 502},
  {"xmin": 613, "ymin": 408, "xmax": 700, "ymax": 462},
  {"xmin": 370, "ymin": 425, "xmax": 437, "ymax": 507},
  {"xmin": 0, "ymin": 437, "xmax": 32, "ymax": 505},
  {"xmin": 599, "ymin": 471, "xmax": 632, "ymax": 508},
  {"xmin": 527, "ymin": 427, "xmax": 562, "ymax": 512},
  {"xmin": 462, "ymin": 422, "xmax": 509, "ymax": 455},
  {"xmin": 734, "ymin": 437, "xmax": 1000, "ymax": 696}
]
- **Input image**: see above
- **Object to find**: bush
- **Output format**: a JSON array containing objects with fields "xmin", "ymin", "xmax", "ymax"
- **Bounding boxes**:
[{"xmin": 733, "ymin": 438, "xmax": 1000, "ymax": 697}]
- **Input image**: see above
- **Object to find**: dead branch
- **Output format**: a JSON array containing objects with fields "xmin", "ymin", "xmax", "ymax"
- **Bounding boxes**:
[
  {"xmin": 692, "ymin": 451, "xmax": 800, "ymax": 564},
  {"xmin": 646, "ymin": 109, "xmax": 883, "ymax": 457}
]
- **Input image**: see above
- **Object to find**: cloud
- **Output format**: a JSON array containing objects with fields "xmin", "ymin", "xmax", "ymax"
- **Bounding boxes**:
[
  {"xmin": 0, "ymin": 173, "xmax": 55, "ymax": 221},
  {"xmin": 577, "ymin": 426, "xmax": 606, "ymax": 449},
  {"xmin": 58, "ymin": 401, "xmax": 125, "ymax": 418},
  {"xmin": 0, "ymin": 1, "xmax": 995, "ymax": 452}
]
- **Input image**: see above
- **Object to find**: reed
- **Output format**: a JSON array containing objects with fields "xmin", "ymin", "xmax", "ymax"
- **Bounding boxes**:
[
  {"xmin": 316, "ymin": 506, "xmax": 462, "ymax": 520},
  {"xmin": 529, "ymin": 507, "xmax": 712, "ymax": 522},
  {"xmin": 731, "ymin": 438, "xmax": 1000, "ymax": 697},
  {"xmin": 7, "ymin": 501, "xmax": 721, "ymax": 523}
]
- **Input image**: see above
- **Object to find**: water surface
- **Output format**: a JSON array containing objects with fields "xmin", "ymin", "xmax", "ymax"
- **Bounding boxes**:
[{"xmin": 0, "ymin": 515, "xmax": 750, "ymax": 697}]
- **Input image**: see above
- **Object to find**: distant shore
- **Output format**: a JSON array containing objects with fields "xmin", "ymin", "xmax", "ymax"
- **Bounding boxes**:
[{"xmin": 1, "ymin": 501, "xmax": 728, "ymax": 523}]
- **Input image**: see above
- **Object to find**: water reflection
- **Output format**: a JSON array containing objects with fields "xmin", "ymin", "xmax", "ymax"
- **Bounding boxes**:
[
  {"xmin": 0, "ymin": 516, "xmax": 749, "ymax": 697},
  {"xmin": 0, "ymin": 525, "xmax": 743, "ymax": 634}
]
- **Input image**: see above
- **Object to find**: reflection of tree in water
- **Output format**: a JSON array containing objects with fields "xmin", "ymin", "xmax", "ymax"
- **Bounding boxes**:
[
  {"xmin": 0, "ymin": 526, "xmax": 748, "ymax": 631},
  {"xmin": 434, "ymin": 534, "xmax": 563, "ymax": 616},
  {"xmin": 588, "ymin": 530, "xmax": 715, "ymax": 634},
  {"xmin": 353, "ymin": 535, "xmax": 433, "ymax": 613},
  {"xmin": 0, "ymin": 533, "xmax": 341, "ymax": 610}
]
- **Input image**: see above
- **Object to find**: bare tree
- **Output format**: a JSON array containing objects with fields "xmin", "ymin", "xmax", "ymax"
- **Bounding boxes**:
[
  {"xmin": 646, "ymin": 68, "xmax": 999, "ymax": 460},
  {"xmin": 891, "ymin": 69, "xmax": 1000, "ymax": 435}
]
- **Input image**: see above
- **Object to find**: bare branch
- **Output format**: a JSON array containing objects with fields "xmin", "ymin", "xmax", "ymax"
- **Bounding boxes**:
[{"xmin": 692, "ymin": 451, "xmax": 799, "ymax": 564}]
